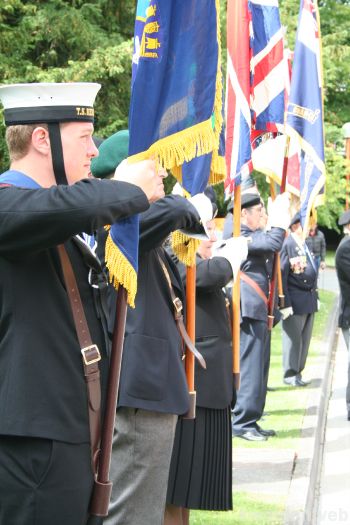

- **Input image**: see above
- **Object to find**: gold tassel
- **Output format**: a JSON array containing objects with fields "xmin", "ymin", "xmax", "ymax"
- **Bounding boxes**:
[
  {"xmin": 104, "ymin": 232, "xmax": 137, "ymax": 308},
  {"xmin": 171, "ymin": 231, "xmax": 200, "ymax": 267}
]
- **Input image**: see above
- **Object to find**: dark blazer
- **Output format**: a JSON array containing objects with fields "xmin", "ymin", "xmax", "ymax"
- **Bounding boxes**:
[
  {"xmin": 240, "ymin": 224, "xmax": 285, "ymax": 321},
  {"xmin": 280, "ymin": 233, "xmax": 318, "ymax": 315},
  {"xmin": 117, "ymin": 196, "xmax": 203, "ymax": 416},
  {"xmin": 0, "ymin": 178, "xmax": 149, "ymax": 443},
  {"xmin": 335, "ymin": 235, "xmax": 350, "ymax": 329},
  {"xmin": 176, "ymin": 254, "xmax": 234, "ymax": 409}
]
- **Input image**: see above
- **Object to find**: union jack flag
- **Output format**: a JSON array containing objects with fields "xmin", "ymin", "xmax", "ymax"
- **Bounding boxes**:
[
  {"xmin": 225, "ymin": 0, "xmax": 287, "ymax": 192},
  {"xmin": 250, "ymin": 0, "xmax": 286, "ymax": 133},
  {"xmin": 225, "ymin": 0, "xmax": 252, "ymax": 192}
]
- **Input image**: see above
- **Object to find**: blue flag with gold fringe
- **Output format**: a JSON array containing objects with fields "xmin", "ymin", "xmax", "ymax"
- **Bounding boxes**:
[
  {"xmin": 129, "ymin": 0, "xmax": 223, "ymax": 172},
  {"xmin": 105, "ymin": 0, "xmax": 224, "ymax": 299}
]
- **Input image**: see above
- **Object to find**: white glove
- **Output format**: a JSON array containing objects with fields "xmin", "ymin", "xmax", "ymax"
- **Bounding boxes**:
[
  {"xmin": 280, "ymin": 306, "xmax": 293, "ymax": 320},
  {"xmin": 171, "ymin": 182, "xmax": 184, "ymax": 197},
  {"xmin": 267, "ymin": 193, "xmax": 291, "ymax": 231},
  {"xmin": 214, "ymin": 236, "xmax": 249, "ymax": 281},
  {"xmin": 180, "ymin": 193, "xmax": 214, "ymax": 239}
]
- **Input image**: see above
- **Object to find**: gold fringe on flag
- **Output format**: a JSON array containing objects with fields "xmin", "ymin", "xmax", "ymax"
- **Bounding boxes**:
[
  {"xmin": 129, "ymin": 0, "xmax": 225, "ymax": 178},
  {"xmin": 104, "ymin": 228, "xmax": 138, "ymax": 308},
  {"xmin": 210, "ymin": 151, "xmax": 226, "ymax": 185},
  {"xmin": 171, "ymin": 231, "xmax": 200, "ymax": 267},
  {"xmin": 128, "ymin": 119, "xmax": 217, "ymax": 171}
]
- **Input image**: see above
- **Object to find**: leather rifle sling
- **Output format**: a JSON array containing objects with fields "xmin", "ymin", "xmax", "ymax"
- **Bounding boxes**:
[
  {"xmin": 157, "ymin": 253, "xmax": 206, "ymax": 370},
  {"xmin": 57, "ymin": 245, "xmax": 101, "ymax": 474},
  {"xmin": 240, "ymin": 271, "xmax": 268, "ymax": 306}
]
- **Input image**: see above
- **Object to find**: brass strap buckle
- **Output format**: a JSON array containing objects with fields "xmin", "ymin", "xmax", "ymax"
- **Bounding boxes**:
[
  {"xmin": 81, "ymin": 344, "xmax": 101, "ymax": 366},
  {"xmin": 173, "ymin": 297, "xmax": 183, "ymax": 314}
]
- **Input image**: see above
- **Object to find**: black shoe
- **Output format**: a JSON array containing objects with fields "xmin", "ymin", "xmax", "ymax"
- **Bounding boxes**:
[
  {"xmin": 347, "ymin": 411, "xmax": 350, "ymax": 422},
  {"xmin": 232, "ymin": 428, "xmax": 267, "ymax": 441},
  {"xmin": 256, "ymin": 425, "xmax": 276, "ymax": 437}
]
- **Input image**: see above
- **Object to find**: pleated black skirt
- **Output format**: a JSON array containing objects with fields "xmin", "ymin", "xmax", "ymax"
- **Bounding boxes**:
[{"xmin": 166, "ymin": 406, "xmax": 232, "ymax": 511}]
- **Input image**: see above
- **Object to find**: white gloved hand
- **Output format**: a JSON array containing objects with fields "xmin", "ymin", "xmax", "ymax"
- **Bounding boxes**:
[
  {"xmin": 267, "ymin": 193, "xmax": 291, "ymax": 231},
  {"xmin": 171, "ymin": 182, "xmax": 184, "ymax": 197},
  {"xmin": 214, "ymin": 236, "xmax": 249, "ymax": 280},
  {"xmin": 182, "ymin": 193, "xmax": 214, "ymax": 239},
  {"xmin": 280, "ymin": 306, "xmax": 293, "ymax": 320}
]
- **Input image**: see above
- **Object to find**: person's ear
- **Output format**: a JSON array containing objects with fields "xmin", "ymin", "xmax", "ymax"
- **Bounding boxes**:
[{"xmin": 31, "ymin": 127, "xmax": 51, "ymax": 155}]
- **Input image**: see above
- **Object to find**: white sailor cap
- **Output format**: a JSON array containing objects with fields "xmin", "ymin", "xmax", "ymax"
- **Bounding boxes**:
[{"xmin": 0, "ymin": 82, "xmax": 101, "ymax": 125}]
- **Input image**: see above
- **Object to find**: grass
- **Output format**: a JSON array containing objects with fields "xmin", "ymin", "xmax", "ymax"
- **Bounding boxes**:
[
  {"xmin": 325, "ymin": 249, "xmax": 335, "ymax": 268},
  {"xmin": 191, "ymin": 493, "xmax": 285, "ymax": 525},
  {"xmin": 190, "ymin": 288, "xmax": 337, "ymax": 524}
]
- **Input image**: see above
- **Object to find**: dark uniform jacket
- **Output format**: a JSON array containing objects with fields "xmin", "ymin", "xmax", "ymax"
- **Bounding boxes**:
[
  {"xmin": 280, "ymin": 233, "xmax": 318, "ymax": 315},
  {"xmin": 0, "ymin": 177, "xmax": 149, "ymax": 443},
  {"xmin": 305, "ymin": 229, "xmax": 326, "ymax": 261},
  {"xmin": 335, "ymin": 235, "xmax": 350, "ymax": 329},
  {"xmin": 240, "ymin": 224, "xmax": 285, "ymax": 321},
  {"xmin": 117, "ymin": 195, "xmax": 203, "ymax": 416},
  {"xmin": 176, "ymin": 254, "xmax": 234, "ymax": 409}
]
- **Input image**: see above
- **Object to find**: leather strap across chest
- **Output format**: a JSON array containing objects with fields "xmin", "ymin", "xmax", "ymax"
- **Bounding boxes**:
[
  {"xmin": 57, "ymin": 244, "xmax": 101, "ymax": 474},
  {"xmin": 240, "ymin": 270, "xmax": 269, "ymax": 306},
  {"xmin": 157, "ymin": 252, "xmax": 206, "ymax": 370}
]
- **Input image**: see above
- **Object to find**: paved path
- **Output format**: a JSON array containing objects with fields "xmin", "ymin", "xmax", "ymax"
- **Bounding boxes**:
[
  {"xmin": 317, "ymin": 332, "xmax": 350, "ymax": 524},
  {"xmin": 231, "ymin": 267, "xmax": 346, "ymax": 525}
]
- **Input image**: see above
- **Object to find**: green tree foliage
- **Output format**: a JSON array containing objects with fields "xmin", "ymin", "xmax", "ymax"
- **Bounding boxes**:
[
  {"xmin": 0, "ymin": 0, "xmax": 136, "ymax": 168},
  {"xmin": 0, "ymin": 0, "xmax": 349, "ymax": 227}
]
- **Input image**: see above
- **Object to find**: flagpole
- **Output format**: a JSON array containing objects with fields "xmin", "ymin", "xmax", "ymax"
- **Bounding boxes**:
[
  {"xmin": 269, "ymin": 180, "xmax": 285, "ymax": 308},
  {"xmin": 185, "ymin": 264, "xmax": 196, "ymax": 419},
  {"xmin": 232, "ymin": 184, "xmax": 241, "ymax": 389},
  {"xmin": 89, "ymin": 286, "xmax": 128, "ymax": 519},
  {"xmin": 268, "ymin": 135, "xmax": 290, "ymax": 329}
]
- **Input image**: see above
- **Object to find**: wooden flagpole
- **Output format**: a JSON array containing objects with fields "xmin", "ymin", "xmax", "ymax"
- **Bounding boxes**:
[
  {"xmin": 185, "ymin": 264, "xmax": 197, "ymax": 418},
  {"xmin": 89, "ymin": 286, "xmax": 128, "ymax": 519},
  {"xmin": 232, "ymin": 184, "xmax": 241, "ymax": 389},
  {"xmin": 267, "ymin": 135, "xmax": 290, "ymax": 329},
  {"xmin": 269, "ymin": 180, "xmax": 284, "ymax": 309}
]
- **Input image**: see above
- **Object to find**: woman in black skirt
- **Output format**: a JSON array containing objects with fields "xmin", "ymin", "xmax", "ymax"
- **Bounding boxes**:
[{"xmin": 164, "ymin": 220, "xmax": 248, "ymax": 524}]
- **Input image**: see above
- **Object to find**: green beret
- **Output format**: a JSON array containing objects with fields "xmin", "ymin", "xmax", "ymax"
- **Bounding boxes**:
[{"xmin": 91, "ymin": 129, "xmax": 129, "ymax": 179}]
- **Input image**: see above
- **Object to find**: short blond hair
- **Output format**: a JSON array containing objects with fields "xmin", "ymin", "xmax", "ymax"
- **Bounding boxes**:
[{"xmin": 6, "ymin": 123, "xmax": 48, "ymax": 161}]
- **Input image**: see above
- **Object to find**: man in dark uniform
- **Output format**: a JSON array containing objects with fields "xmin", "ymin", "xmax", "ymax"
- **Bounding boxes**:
[
  {"xmin": 335, "ymin": 210, "xmax": 350, "ymax": 421},
  {"xmin": 280, "ymin": 213, "xmax": 318, "ymax": 387},
  {"xmin": 0, "ymin": 83, "xmax": 161, "ymax": 525},
  {"xmin": 231, "ymin": 192, "xmax": 290, "ymax": 441},
  {"xmin": 91, "ymin": 132, "xmax": 215, "ymax": 525}
]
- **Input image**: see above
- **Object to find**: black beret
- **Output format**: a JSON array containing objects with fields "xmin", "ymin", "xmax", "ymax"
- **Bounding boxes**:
[
  {"xmin": 338, "ymin": 210, "xmax": 350, "ymax": 226},
  {"xmin": 289, "ymin": 212, "xmax": 301, "ymax": 228},
  {"xmin": 241, "ymin": 192, "xmax": 261, "ymax": 209}
]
